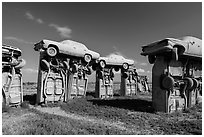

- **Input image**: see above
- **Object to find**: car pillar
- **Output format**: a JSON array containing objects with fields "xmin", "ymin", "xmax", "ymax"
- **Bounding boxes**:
[
  {"xmin": 66, "ymin": 59, "xmax": 90, "ymax": 99},
  {"xmin": 95, "ymin": 66, "xmax": 114, "ymax": 98},
  {"xmin": 36, "ymin": 51, "xmax": 69, "ymax": 105}
]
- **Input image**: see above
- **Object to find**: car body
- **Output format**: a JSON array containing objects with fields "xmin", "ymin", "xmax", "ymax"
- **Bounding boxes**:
[
  {"xmin": 98, "ymin": 54, "xmax": 134, "ymax": 70},
  {"xmin": 141, "ymin": 36, "xmax": 202, "ymax": 113},
  {"xmin": 2, "ymin": 44, "xmax": 26, "ymax": 68},
  {"xmin": 141, "ymin": 36, "xmax": 201, "ymax": 57},
  {"xmin": 34, "ymin": 39, "xmax": 100, "ymax": 62},
  {"xmin": 2, "ymin": 44, "xmax": 22, "ymax": 58},
  {"xmin": 2, "ymin": 44, "xmax": 25, "ymax": 107}
]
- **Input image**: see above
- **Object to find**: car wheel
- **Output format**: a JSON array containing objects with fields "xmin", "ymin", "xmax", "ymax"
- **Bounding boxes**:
[
  {"xmin": 84, "ymin": 54, "xmax": 92, "ymax": 63},
  {"xmin": 161, "ymin": 75, "xmax": 174, "ymax": 89},
  {"xmin": 97, "ymin": 70, "xmax": 104, "ymax": 79},
  {"xmin": 63, "ymin": 61, "xmax": 69, "ymax": 70},
  {"xmin": 190, "ymin": 78, "xmax": 199, "ymax": 90},
  {"xmin": 172, "ymin": 47, "xmax": 178, "ymax": 61},
  {"xmin": 92, "ymin": 63, "xmax": 97, "ymax": 71},
  {"xmin": 86, "ymin": 66, "xmax": 92, "ymax": 75},
  {"xmin": 183, "ymin": 77, "xmax": 193, "ymax": 90},
  {"xmin": 122, "ymin": 72, "xmax": 128, "ymax": 79},
  {"xmin": 40, "ymin": 59, "xmax": 50, "ymax": 70},
  {"xmin": 47, "ymin": 46, "xmax": 58, "ymax": 57},
  {"xmin": 148, "ymin": 55, "xmax": 156, "ymax": 64},
  {"xmin": 122, "ymin": 63, "xmax": 129, "ymax": 70},
  {"xmin": 72, "ymin": 64, "xmax": 78, "ymax": 73},
  {"xmin": 99, "ymin": 60, "xmax": 106, "ymax": 69},
  {"xmin": 114, "ymin": 67, "xmax": 120, "ymax": 72},
  {"xmin": 15, "ymin": 59, "xmax": 26, "ymax": 69}
]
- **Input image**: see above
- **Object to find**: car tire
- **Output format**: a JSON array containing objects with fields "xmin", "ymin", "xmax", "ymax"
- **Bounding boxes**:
[
  {"xmin": 183, "ymin": 77, "xmax": 193, "ymax": 90},
  {"xmin": 190, "ymin": 78, "xmax": 199, "ymax": 90},
  {"xmin": 114, "ymin": 67, "xmax": 120, "ymax": 72},
  {"xmin": 72, "ymin": 64, "xmax": 78, "ymax": 73},
  {"xmin": 148, "ymin": 55, "xmax": 156, "ymax": 64},
  {"xmin": 47, "ymin": 46, "xmax": 58, "ymax": 57},
  {"xmin": 15, "ymin": 59, "xmax": 26, "ymax": 69},
  {"xmin": 122, "ymin": 63, "xmax": 129, "ymax": 70},
  {"xmin": 110, "ymin": 70, "xmax": 115, "ymax": 78},
  {"xmin": 92, "ymin": 63, "xmax": 97, "ymax": 71},
  {"xmin": 84, "ymin": 54, "xmax": 92, "ymax": 63},
  {"xmin": 86, "ymin": 66, "xmax": 92, "ymax": 75},
  {"xmin": 122, "ymin": 72, "xmax": 128, "ymax": 79},
  {"xmin": 161, "ymin": 75, "xmax": 174, "ymax": 89},
  {"xmin": 97, "ymin": 70, "xmax": 104, "ymax": 79},
  {"xmin": 99, "ymin": 60, "xmax": 106, "ymax": 69},
  {"xmin": 172, "ymin": 47, "xmax": 178, "ymax": 61},
  {"xmin": 63, "ymin": 61, "xmax": 69, "ymax": 70},
  {"xmin": 40, "ymin": 59, "xmax": 50, "ymax": 70}
]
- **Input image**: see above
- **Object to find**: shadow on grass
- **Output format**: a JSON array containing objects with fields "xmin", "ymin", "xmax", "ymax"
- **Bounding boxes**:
[
  {"xmin": 88, "ymin": 97, "xmax": 155, "ymax": 113},
  {"xmin": 23, "ymin": 94, "xmax": 36, "ymax": 105}
]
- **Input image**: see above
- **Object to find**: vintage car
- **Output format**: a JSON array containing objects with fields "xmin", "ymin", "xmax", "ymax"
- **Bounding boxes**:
[
  {"xmin": 2, "ymin": 44, "xmax": 26, "ymax": 69},
  {"xmin": 2, "ymin": 44, "xmax": 26, "ymax": 107},
  {"xmin": 141, "ymin": 36, "xmax": 202, "ymax": 64},
  {"xmin": 141, "ymin": 36, "xmax": 202, "ymax": 113},
  {"xmin": 34, "ymin": 39, "xmax": 100, "ymax": 63},
  {"xmin": 97, "ymin": 54, "xmax": 134, "ymax": 71}
]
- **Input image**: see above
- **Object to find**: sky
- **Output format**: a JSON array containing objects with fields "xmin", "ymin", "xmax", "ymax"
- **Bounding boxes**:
[{"xmin": 2, "ymin": 2, "xmax": 202, "ymax": 82}]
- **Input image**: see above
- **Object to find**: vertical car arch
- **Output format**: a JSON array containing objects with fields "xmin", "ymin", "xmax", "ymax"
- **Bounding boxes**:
[
  {"xmin": 34, "ymin": 39, "xmax": 100, "ymax": 104},
  {"xmin": 36, "ymin": 51, "xmax": 68, "ymax": 104},
  {"xmin": 120, "ymin": 67, "xmax": 138, "ymax": 96},
  {"xmin": 2, "ymin": 44, "xmax": 26, "ymax": 107},
  {"xmin": 94, "ymin": 54, "xmax": 135, "ymax": 98},
  {"xmin": 141, "ymin": 36, "xmax": 202, "ymax": 113}
]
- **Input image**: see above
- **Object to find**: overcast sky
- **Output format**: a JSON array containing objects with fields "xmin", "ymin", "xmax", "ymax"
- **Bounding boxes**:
[{"xmin": 2, "ymin": 2, "xmax": 202, "ymax": 82}]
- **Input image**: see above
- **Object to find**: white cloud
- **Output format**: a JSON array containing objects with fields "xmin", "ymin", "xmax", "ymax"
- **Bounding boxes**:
[
  {"xmin": 140, "ymin": 62, "xmax": 147, "ymax": 66},
  {"xmin": 25, "ymin": 12, "xmax": 34, "ymax": 20},
  {"xmin": 22, "ymin": 68, "xmax": 38, "ymax": 73},
  {"xmin": 36, "ymin": 18, "xmax": 44, "ymax": 24},
  {"xmin": 49, "ymin": 23, "xmax": 72, "ymax": 38},
  {"xmin": 137, "ymin": 68, "xmax": 145, "ymax": 73},
  {"xmin": 4, "ymin": 36, "xmax": 34, "ymax": 44},
  {"xmin": 25, "ymin": 11, "xmax": 44, "ymax": 24}
]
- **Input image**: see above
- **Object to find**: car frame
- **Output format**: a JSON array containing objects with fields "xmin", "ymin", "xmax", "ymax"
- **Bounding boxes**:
[
  {"xmin": 98, "ymin": 54, "xmax": 134, "ymax": 70},
  {"xmin": 141, "ymin": 36, "xmax": 202, "ymax": 64},
  {"xmin": 34, "ymin": 39, "xmax": 100, "ymax": 63},
  {"xmin": 2, "ymin": 44, "xmax": 26, "ymax": 69}
]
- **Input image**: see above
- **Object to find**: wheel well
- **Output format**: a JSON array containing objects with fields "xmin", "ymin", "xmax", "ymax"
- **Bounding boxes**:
[
  {"xmin": 48, "ymin": 44, "xmax": 59, "ymax": 53},
  {"xmin": 173, "ymin": 45, "xmax": 185, "ymax": 55},
  {"xmin": 84, "ymin": 54, "xmax": 92, "ymax": 59}
]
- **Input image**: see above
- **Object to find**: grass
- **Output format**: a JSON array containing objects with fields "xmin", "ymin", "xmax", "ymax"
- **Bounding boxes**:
[
  {"xmin": 2, "ymin": 96, "xmax": 202, "ymax": 135},
  {"xmin": 2, "ymin": 82, "xmax": 202, "ymax": 135}
]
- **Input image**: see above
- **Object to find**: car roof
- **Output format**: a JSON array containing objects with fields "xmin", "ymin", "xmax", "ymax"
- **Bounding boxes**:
[{"xmin": 60, "ymin": 40, "xmax": 88, "ymax": 49}]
